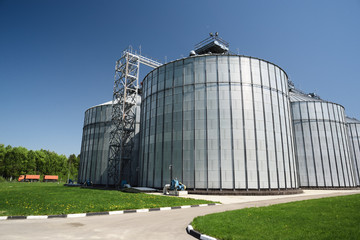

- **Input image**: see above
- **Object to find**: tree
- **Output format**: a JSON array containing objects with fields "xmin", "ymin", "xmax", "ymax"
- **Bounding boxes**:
[
  {"xmin": 0, "ymin": 144, "xmax": 6, "ymax": 176},
  {"xmin": 3, "ymin": 146, "xmax": 28, "ymax": 179},
  {"xmin": 0, "ymin": 143, "xmax": 80, "ymax": 181}
]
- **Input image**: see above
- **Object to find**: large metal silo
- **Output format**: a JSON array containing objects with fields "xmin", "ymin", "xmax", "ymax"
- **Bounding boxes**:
[
  {"xmin": 78, "ymin": 99, "xmax": 141, "ymax": 185},
  {"xmin": 346, "ymin": 116, "xmax": 360, "ymax": 186},
  {"xmin": 290, "ymin": 91, "xmax": 355, "ymax": 187},
  {"xmin": 139, "ymin": 54, "xmax": 298, "ymax": 191}
]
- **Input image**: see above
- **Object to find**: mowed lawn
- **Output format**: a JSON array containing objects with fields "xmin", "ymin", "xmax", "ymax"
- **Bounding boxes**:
[
  {"xmin": 0, "ymin": 182, "xmax": 213, "ymax": 216},
  {"xmin": 192, "ymin": 194, "xmax": 360, "ymax": 240}
]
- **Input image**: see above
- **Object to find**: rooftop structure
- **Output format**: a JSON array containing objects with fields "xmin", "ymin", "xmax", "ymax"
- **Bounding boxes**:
[{"xmin": 194, "ymin": 32, "xmax": 229, "ymax": 55}]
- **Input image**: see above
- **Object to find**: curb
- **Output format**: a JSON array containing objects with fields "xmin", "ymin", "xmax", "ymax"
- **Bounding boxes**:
[
  {"xmin": 186, "ymin": 224, "xmax": 217, "ymax": 240},
  {"xmin": 0, "ymin": 203, "xmax": 220, "ymax": 221}
]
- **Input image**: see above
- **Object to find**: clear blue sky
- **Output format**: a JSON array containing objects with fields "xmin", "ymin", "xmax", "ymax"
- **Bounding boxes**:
[{"xmin": 1, "ymin": 0, "xmax": 359, "ymax": 156}]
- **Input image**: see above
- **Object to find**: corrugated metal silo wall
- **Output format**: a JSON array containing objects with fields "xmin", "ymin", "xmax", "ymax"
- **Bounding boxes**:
[
  {"xmin": 347, "ymin": 121, "xmax": 360, "ymax": 186},
  {"xmin": 291, "ymin": 101, "xmax": 355, "ymax": 187},
  {"xmin": 139, "ymin": 55, "xmax": 298, "ymax": 190},
  {"xmin": 78, "ymin": 103, "xmax": 141, "ymax": 186}
]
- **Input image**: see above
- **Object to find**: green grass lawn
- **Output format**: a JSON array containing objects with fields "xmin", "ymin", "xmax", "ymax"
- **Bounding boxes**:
[
  {"xmin": 192, "ymin": 194, "xmax": 360, "ymax": 240},
  {"xmin": 0, "ymin": 182, "xmax": 213, "ymax": 216}
]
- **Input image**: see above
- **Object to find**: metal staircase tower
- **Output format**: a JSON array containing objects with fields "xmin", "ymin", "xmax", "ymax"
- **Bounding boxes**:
[{"xmin": 107, "ymin": 46, "xmax": 161, "ymax": 187}]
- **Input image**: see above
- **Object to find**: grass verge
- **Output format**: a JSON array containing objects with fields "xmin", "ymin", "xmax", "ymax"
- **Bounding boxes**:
[
  {"xmin": 0, "ymin": 182, "xmax": 213, "ymax": 216},
  {"xmin": 192, "ymin": 194, "xmax": 360, "ymax": 240}
]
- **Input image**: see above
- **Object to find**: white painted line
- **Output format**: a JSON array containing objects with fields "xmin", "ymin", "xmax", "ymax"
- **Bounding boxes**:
[
  {"xmin": 200, "ymin": 234, "xmax": 217, "ymax": 240},
  {"xmin": 199, "ymin": 204, "xmax": 208, "ymax": 207},
  {"xmin": 0, "ymin": 216, "xmax": 8, "ymax": 220},
  {"xmin": 136, "ymin": 209, "xmax": 149, "ymax": 213},
  {"xmin": 187, "ymin": 225, "xmax": 193, "ymax": 231},
  {"xmin": 215, "ymin": 203, "xmax": 221, "ymax": 206},
  {"xmin": 67, "ymin": 213, "xmax": 86, "ymax": 218},
  {"xmin": 160, "ymin": 207, "xmax": 171, "ymax": 211},
  {"xmin": 181, "ymin": 205, "xmax": 191, "ymax": 209},
  {"xmin": 27, "ymin": 215, "xmax": 48, "ymax": 220},
  {"xmin": 109, "ymin": 211, "xmax": 124, "ymax": 215}
]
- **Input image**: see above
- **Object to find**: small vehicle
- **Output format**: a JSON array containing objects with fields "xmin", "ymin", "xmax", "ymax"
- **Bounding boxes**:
[
  {"xmin": 18, "ymin": 175, "xmax": 40, "ymax": 182},
  {"xmin": 43, "ymin": 175, "xmax": 58, "ymax": 182}
]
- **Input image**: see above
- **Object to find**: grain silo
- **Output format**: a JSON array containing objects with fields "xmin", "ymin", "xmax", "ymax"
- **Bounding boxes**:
[
  {"xmin": 290, "ymin": 89, "xmax": 355, "ymax": 188},
  {"xmin": 78, "ymin": 34, "xmax": 358, "ymax": 191},
  {"xmin": 78, "ymin": 98, "xmax": 141, "ymax": 185},
  {"xmin": 346, "ymin": 116, "xmax": 360, "ymax": 186},
  {"xmin": 138, "ymin": 48, "xmax": 298, "ymax": 190}
]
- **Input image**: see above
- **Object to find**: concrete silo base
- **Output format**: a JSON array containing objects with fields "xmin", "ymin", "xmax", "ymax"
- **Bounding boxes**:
[{"xmin": 187, "ymin": 189, "xmax": 303, "ymax": 196}]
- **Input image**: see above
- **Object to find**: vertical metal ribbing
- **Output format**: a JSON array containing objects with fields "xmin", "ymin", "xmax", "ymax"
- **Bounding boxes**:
[
  {"xmin": 82, "ymin": 126, "xmax": 89, "ymax": 182},
  {"xmin": 343, "ymin": 123, "xmax": 355, "ymax": 186},
  {"xmin": 182, "ymin": 61, "xmax": 186, "ymax": 184},
  {"xmin": 84, "ymin": 112, "xmax": 91, "ymax": 182},
  {"xmin": 192, "ymin": 62, "xmax": 196, "ymax": 190},
  {"xmin": 84, "ymin": 111, "xmax": 93, "ymax": 182},
  {"xmin": 320, "ymin": 103, "xmax": 334, "ymax": 187},
  {"xmin": 80, "ymin": 126, "xmax": 88, "ymax": 181},
  {"xmin": 94, "ymin": 108, "xmax": 102, "ymax": 184},
  {"xmin": 350, "ymin": 124, "xmax": 360, "ymax": 184},
  {"xmin": 314, "ymin": 102, "xmax": 326, "ymax": 187},
  {"xmin": 228, "ymin": 56, "xmax": 236, "ymax": 191},
  {"xmin": 79, "ymin": 111, "xmax": 87, "ymax": 180},
  {"xmin": 90, "ymin": 113, "xmax": 97, "ymax": 181},
  {"xmin": 336, "ymin": 107, "xmax": 352, "ymax": 186},
  {"xmin": 353, "ymin": 124, "xmax": 360, "ymax": 184},
  {"xmin": 204, "ymin": 57, "xmax": 209, "ymax": 191},
  {"xmin": 152, "ymin": 72, "xmax": 159, "ymax": 187},
  {"xmin": 327, "ymin": 103, "xmax": 341, "ymax": 186},
  {"xmin": 140, "ymin": 85, "xmax": 147, "ymax": 186},
  {"xmin": 145, "ymin": 74, "xmax": 153, "ymax": 187},
  {"xmin": 274, "ymin": 68, "xmax": 287, "ymax": 189},
  {"xmin": 289, "ymin": 103, "xmax": 300, "ymax": 188},
  {"xmin": 139, "ymin": 84, "xmax": 144, "ymax": 185},
  {"xmin": 259, "ymin": 61, "xmax": 271, "ymax": 190},
  {"xmin": 299, "ymin": 103, "xmax": 310, "ymax": 186},
  {"xmin": 239, "ymin": 57, "xmax": 248, "ymax": 190},
  {"xmin": 344, "ymin": 119, "xmax": 355, "ymax": 186},
  {"xmin": 291, "ymin": 103, "xmax": 301, "ymax": 187},
  {"xmin": 161, "ymin": 66, "xmax": 166, "ymax": 187},
  {"xmin": 268, "ymin": 63, "xmax": 280, "ymax": 190},
  {"xmin": 170, "ymin": 64, "xmax": 175, "ymax": 183},
  {"xmin": 78, "ymin": 123, "xmax": 86, "ymax": 182},
  {"xmin": 305, "ymin": 102, "xmax": 318, "ymax": 187},
  {"xmin": 97, "ymin": 110, "xmax": 104, "ymax": 184},
  {"xmin": 280, "ymin": 72, "xmax": 293, "ymax": 189},
  {"xmin": 250, "ymin": 58, "xmax": 260, "ymax": 190},
  {"xmin": 331, "ymin": 104, "xmax": 346, "ymax": 186},
  {"xmin": 89, "ymin": 109, "xmax": 97, "ymax": 181},
  {"xmin": 191, "ymin": 58, "xmax": 198, "ymax": 189},
  {"xmin": 79, "ymin": 112, "xmax": 88, "ymax": 182},
  {"xmin": 216, "ymin": 56, "xmax": 222, "ymax": 190}
]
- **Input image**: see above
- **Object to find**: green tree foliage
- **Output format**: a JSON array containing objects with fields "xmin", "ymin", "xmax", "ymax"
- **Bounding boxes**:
[
  {"xmin": 0, "ymin": 144, "xmax": 6, "ymax": 176},
  {"xmin": 0, "ymin": 144, "xmax": 79, "ymax": 181}
]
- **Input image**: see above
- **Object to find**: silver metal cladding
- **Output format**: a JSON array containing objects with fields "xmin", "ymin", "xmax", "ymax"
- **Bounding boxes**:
[
  {"xmin": 78, "ymin": 100, "xmax": 141, "ymax": 186},
  {"xmin": 291, "ymin": 95, "xmax": 356, "ymax": 188},
  {"xmin": 346, "ymin": 117, "xmax": 360, "ymax": 186},
  {"xmin": 139, "ymin": 55, "xmax": 298, "ymax": 190}
]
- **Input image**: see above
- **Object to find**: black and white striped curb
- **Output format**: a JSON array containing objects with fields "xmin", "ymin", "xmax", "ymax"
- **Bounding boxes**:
[
  {"xmin": 0, "ymin": 203, "xmax": 220, "ymax": 221},
  {"xmin": 186, "ymin": 224, "xmax": 217, "ymax": 240}
]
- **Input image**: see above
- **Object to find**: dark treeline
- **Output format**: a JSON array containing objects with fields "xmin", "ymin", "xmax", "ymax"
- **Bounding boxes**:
[{"xmin": 0, "ymin": 144, "xmax": 79, "ymax": 181}]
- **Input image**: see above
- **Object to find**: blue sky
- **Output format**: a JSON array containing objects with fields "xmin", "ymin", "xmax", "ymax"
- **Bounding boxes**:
[{"xmin": 1, "ymin": 0, "xmax": 359, "ymax": 156}]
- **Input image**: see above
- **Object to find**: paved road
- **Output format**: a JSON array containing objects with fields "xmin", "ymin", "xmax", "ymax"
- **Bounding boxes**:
[{"xmin": 1, "ymin": 190, "xmax": 359, "ymax": 240}]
